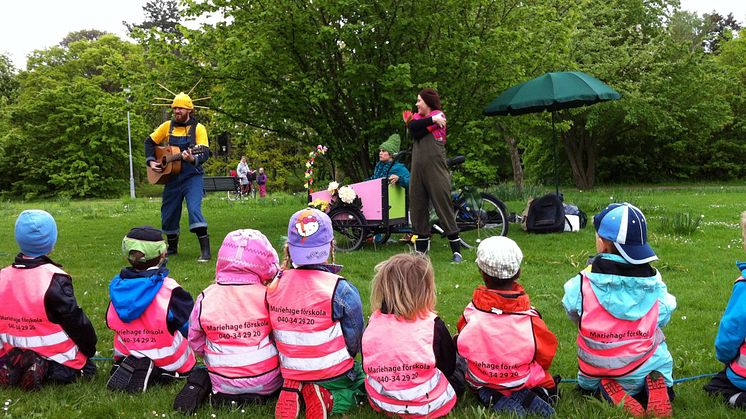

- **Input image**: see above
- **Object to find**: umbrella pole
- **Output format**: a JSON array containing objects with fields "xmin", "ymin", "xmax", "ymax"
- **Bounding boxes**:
[{"xmin": 552, "ymin": 111, "xmax": 559, "ymax": 196}]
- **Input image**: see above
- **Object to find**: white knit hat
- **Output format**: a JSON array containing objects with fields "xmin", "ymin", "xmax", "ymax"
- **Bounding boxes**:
[{"xmin": 475, "ymin": 236, "xmax": 523, "ymax": 279}]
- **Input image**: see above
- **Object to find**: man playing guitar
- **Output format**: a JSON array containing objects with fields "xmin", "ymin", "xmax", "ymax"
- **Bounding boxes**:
[{"xmin": 145, "ymin": 92, "xmax": 211, "ymax": 262}]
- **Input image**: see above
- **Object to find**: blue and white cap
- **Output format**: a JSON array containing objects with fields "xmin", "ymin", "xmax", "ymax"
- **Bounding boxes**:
[{"xmin": 593, "ymin": 203, "xmax": 657, "ymax": 265}]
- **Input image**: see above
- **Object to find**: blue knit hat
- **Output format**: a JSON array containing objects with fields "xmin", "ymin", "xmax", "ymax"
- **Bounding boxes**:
[{"xmin": 15, "ymin": 210, "xmax": 58, "ymax": 257}]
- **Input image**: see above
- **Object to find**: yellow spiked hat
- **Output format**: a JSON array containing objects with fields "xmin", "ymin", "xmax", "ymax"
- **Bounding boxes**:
[{"xmin": 171, "ymin": 92, "xmax": 194, "ymax": 110}]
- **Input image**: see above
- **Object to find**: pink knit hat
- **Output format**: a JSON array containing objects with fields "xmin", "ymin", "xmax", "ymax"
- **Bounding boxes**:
[{"xmin": 216, "ymin": 229, "xmax": 279, "ymax": 284}]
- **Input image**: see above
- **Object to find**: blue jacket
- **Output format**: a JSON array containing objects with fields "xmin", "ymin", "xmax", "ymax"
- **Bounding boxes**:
[
  {"xmin": 716, "ymin": 262, "xmax": 746, "ymax": 389},
  {"xmin": 109, "ymin": 265, "xmax": 194, "ymax": 337},
  {"xmin": 371, "ymin": 160, "xmax": 410, "ymax": 190},
  {"xmin": 562, "ymin": 253, "xmax": 677, "ymax": 393}
]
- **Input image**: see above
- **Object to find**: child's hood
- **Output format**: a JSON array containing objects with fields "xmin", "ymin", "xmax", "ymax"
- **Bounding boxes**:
[
  {"xmin": 587, "ymin": 261, "xmax": 662, "ymax": 321},
  {"xmin": 109, "ymin": 267, "xmax": 169, "ymax": 322}
]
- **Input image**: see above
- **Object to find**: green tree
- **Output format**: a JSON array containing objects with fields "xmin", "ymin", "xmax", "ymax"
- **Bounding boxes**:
[
  {"xmin": 141, "ymin": 0, "xmax": 578, "ymax": 186},
  {"xmin": 0, "ymin": 34, "xmax": 148, "ymax": 198}
]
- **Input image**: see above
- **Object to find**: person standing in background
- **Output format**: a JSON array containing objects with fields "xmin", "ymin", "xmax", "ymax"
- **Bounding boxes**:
[{"xmin": 257, "ymin": 168, "xmax": 268, "ymax": 198}]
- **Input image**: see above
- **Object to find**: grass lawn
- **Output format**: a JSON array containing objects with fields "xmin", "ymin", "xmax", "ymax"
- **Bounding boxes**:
[{"xmin": 0, "ymin": 183, "xmax": 744, "ymax": 418}]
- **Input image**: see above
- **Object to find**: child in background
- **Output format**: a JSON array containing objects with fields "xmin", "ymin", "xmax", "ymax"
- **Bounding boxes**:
[
  {"xmin": 267, "ymin": 208, "xmax": 366, "ymax": 419},
  {"xmin": 704, "ymin": 211, "xmax": 746, "ymax": 408},
  {"xmin": 455, "ymin": 236, "xmax": 558, "ymax": 417},
  {"xmin": 362, "ymin": 253, "xmax": 461, "ymax": 418},
  {"xmin": 174, "ymin": 229, "xmax": 283, "ymax": 414},
  {"xmin": 0, "ymin": 210, "xmax": 97, "ymax": 390},
  {"xmin": 106, "ymin": 226, "xmax": 196, "ymax": 393},
  {"xmin": 257, "ymin": 168, "xmax": 268, "ymax": 198},
  {"xmin": 562, "ymin": 203, "xmax": 676, "ymax": 418}
]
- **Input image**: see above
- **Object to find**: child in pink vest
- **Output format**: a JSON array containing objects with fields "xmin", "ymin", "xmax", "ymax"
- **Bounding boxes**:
[
  {"xmin": 362, "ymin": 253, "xmax": 463, "ymax": 418},
  {"xmin": 562, "ymin": 203, "xmax": 676, "ymax": 417},
  {"xmin": 267, "ymin": 208, "xmax": 366, "ymax": 419},
  {"xmin": 174, "ymin": 229, "xmax": 283, "ymax": 414},
  {"xmin": 455, "ymin": 236, "xmax": 558, "ymax": 417},
  {"xmin": 705, "ymin": 211, "xmax": 746, "ymax": 408},
  {"xmin": 106, "ymin": 226, "xmax": 196, "ymax": 393},
  {"xmin": 0, "ymin": 210, "xmax": 97, "ymax": 390}
]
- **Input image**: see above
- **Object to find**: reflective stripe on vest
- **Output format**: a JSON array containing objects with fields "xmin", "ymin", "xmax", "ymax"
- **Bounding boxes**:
[
  {"xmin": 0, "ymin": 264, "xmax": 88, "ymax": 369},
  {"xmin": 577, "ymin": 273, "xmax": 663, "ymax": 377},
  {"xmin": 199, "ymin": 284, "xmax": 279, "ymax": 378},
  {"xmin": 362, "ymin": 311, "xmax": 457, "ymax": 417},
  {"xmin": 457, "ymin": 302, "xmax": 538, "ymax": 390},
  {"xmin": 106, "ymin": 277, "xmax": 195, "ymax": 373},
  {"xmin": 266, "ymin": 269, "xmax": 353, "ymax": 380}
]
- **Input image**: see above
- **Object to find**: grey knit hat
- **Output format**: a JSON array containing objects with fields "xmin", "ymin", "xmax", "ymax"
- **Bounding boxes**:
[{"xmin": 476, "ymin": 236, "xmax": 523, "ymax": 279}]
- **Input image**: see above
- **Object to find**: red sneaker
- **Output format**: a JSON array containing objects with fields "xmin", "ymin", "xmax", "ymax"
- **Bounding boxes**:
[
  {"xmin": 645, "ymin": 372, "xmax": 673, "ymax": 417},
  {"xmin": 600, "ymin": 378, "xmax": 645, "ymax": 417},
  {"xmin": 275, "ymin": 379, "xmax": 302, "ymax": 419},
  {"xmin": 301, "ymin": 383, "xmax": 333, "ymax": 419}
]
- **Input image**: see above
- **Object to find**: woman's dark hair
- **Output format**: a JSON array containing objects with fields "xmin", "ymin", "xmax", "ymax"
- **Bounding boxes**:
[{"xmin": 418, "ymin": 88, "xmax": 441, "ymax": 110}]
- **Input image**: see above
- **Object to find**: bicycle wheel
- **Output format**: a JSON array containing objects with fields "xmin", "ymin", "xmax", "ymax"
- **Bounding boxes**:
[
  {"xmin": 227, "ymin": 190, "xmax": 238, "ymax": 201},
  {"xmin": 329, "ymin": 207, "xmax": 367, "ymax": 252},
  {"xmin": 457, "ymin": 192, "xmax": 509, "ymax": 247}
]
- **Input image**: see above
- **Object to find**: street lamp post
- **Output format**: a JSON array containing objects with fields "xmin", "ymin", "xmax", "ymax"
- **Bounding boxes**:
[{"xmin": 124, "ymin": 87, "xmax": 135, "ymax": 199}]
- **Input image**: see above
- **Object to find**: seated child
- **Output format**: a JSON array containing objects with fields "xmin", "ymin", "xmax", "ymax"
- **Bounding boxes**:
[
  {"xmin": 455, "ymin": 236, "xmax": 557, "ymax": 418},
  {"xmin": 562, "ymin": 203, "xmax": 676, "ymax": 418},
  {"xmin": 174, "ymin": 229, "xmax": 283, "ymax": 414},
  {"xmin": 106, "ymin": 226, "xmax": 196, "ymax": 393},
  {"xmin": 362, "ymin": 253, "xmax": 461, "ymax": 418},
  {"xmin": 267, "ymin": 208, "xmax": 366, "ymax": 419},
  {"xmin": 0, "ymin": 210, "xmax": 97, "ymax": 390},
  {"xmin": 370, "ymin": 134, "xmax": 410, "ymax": 190},
  {"xmin": 704, "ymin": 211, "xmax": 746, "ymax": 408}
]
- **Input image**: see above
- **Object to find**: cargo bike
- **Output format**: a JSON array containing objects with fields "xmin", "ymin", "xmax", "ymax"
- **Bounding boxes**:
[{"xmin": 308, "ymin": 155, "xmax": 509, "ymax": 251}]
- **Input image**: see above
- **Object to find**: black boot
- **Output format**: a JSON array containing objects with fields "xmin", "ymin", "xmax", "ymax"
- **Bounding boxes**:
[
  {"xmin": 197, "ymin": 235, "xmax": 211, "ymax": 263},
  {"xmin": 415, "ymin": 236, "xmax": 430, "ymax": 254},
  {"xmin": 166, "ymin": 234, "xmax": 179, "ymax": 255}
]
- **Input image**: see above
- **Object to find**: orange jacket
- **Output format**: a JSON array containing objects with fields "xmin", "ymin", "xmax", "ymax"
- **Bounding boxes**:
[{"xmin": 457, "ymin": 284, "xmax": 557, "ymax": 373}]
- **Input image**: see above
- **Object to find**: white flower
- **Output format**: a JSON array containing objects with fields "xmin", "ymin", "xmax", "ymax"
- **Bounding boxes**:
[
  {"xmin": 338, "ymin": 186, "xmax": 357, "ymax": 204},
  {"xmin": 327, "ymin": 181, "xmax": 339, "ymax": 192}
]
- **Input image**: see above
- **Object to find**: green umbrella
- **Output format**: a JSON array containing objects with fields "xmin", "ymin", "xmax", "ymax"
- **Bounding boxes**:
[{"xmin": 483, "ymin": 71, "xmax": 621, "ymax": 194}]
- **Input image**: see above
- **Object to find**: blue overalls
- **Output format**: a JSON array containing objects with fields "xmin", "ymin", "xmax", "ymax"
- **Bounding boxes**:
[{"xmin": 161, "ymin": 123, "xmax": 208, "ymax": 235}]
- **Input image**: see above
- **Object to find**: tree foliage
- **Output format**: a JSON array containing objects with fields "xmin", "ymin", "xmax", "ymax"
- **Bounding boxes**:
[
  {"xmin": 0, "ymin": 35, "xmax": 148, "ymax": 198},
  {"xmin": 1, "ymin": 1, "xmax": 745, "ymax": 198}
]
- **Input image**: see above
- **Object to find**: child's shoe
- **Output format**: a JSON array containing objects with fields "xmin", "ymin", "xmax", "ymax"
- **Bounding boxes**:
[
  {"xmin": 517, "ymin": 389, "xmax": 556, "ymax": 417},
  {"xmin": 19, "ymin": 354, "xmax": 47, "ymax": 391},
  {"xmin": 275, "ymin": 379, "xmax": 302, "ymax": 419},
  {"xmin": 173, "ymin": 368, "xmax": 211, "ymax": 415},
  {"xmin": 600, "ymin": 378, "xmax": 645, "ymax": 417},
  {"xmin": 491, "ymin": 390, "xmax": 527, "ymax": 417},
  {"xmin": 107, "ymin": 356, "xmax": 154, "ymax": 393},
  {"xmin": 301, "ymin": 383, "xmax": 333, "ymax": 419},
  {"xmin": 645, "ymin": 372, "xmax": 673, "ymax": 417},
  {"xmin": 0, "ymin": 350, "xmax": 25, "ymax": 387}
]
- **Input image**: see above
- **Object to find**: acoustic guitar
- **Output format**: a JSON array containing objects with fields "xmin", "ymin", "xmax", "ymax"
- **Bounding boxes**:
[{"xmin": 147, "ymin": 145, "xmax": 209, "ymax": 185}]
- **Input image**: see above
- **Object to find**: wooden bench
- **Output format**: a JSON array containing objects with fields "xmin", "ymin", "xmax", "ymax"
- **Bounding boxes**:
[{"xmin": 203, "ymin": 176, "xmax": 244, "ymax": 200}]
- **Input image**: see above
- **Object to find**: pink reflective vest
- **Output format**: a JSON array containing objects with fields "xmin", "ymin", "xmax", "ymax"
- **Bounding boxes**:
[
  {"xmin": 199, "ymin": 283, "xmax": 279, "ymax": 385},
  {"xmin": 266, "ymin": 269, "xmax": 353, "ymax": 381},
  {"xmin": 457, "ymin": 302, "xmax": 541, "ymax": 391},
  {"xmin": 728, "ymin": 278, "xmax": 746, "ymax": 378},
  {"xmin": 362, "ymin": 311, "xmax": 457, "ymax": 418},
  {"xmin": 106, "ymin": 277, "xmax": 195, "ymax": 373},
  {"xmin": 577, "ymin": 273, "xmax": 664, "ymax": 377},
  {"xmin": 0, "ymin": 264, "xmax": 88, "ymax": 369}
]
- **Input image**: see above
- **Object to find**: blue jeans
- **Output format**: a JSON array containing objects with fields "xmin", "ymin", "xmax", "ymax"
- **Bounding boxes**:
[{"xmin": 161, "ymin": 173, "xmax": 207, "ymax": 235}]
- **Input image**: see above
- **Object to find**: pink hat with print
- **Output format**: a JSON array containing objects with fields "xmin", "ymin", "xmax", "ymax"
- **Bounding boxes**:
[{"xmin": 216, "ymin": 229, "xmax": 279, "ymax": 284}]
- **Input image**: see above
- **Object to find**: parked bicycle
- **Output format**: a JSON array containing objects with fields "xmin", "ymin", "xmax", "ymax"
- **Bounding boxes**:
[{"xmin": 310, "ymin": 153, "xmax": 509, "ymax": 251}]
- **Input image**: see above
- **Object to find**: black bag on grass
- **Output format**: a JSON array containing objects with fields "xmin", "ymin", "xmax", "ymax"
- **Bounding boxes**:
[{"xmin": 525, "ymin": 194, "xmax": 565, "ymax": 233}]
